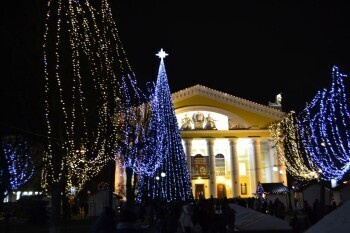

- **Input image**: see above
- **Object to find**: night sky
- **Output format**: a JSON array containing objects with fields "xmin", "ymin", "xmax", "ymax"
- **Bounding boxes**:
[{"xmin": 2, "ymin": 0, "xmax": 350, "ymax": 136}]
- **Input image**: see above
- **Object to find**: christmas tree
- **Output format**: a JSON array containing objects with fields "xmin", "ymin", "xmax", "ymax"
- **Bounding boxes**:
[{"xmin": 137, "ymin": 49, "xmax": 193, "ymax": 203}]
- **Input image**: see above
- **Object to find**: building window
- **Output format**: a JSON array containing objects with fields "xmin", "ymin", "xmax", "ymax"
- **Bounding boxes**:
[
  {"xmin": 215, "ymin": 153, "xmax": 225, "ymax": 176},
  {"xmin": 241, "ymin": 183, "xmax": 247, "ymax": 195},
  {"xmin": 239, "ymin": 163, "xmax": 247, "ymax": 176}
]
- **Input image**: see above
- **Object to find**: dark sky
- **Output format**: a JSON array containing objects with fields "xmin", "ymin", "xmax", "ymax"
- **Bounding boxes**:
[
  {"xmin": 2, "ymin": 0, "xmax": 350, "ymax": 135},
  {"xmin": 111, "ymin": 1, "xmax": 350, "ymax": 112}
]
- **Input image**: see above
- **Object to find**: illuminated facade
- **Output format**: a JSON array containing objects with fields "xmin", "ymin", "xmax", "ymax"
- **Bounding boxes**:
[
  {"xmin": 174, "ymin": 85, "xmax": 287, "ymax": 199},
  {"xmin": 115, "ymin": 85, "xmax": 287, "ymax": 199}
]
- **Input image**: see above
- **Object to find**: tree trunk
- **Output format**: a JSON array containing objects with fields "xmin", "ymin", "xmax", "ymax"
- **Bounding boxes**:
[
  {"xmin": 108, "ymin": 160, "xmax": 116, "ymax": 209},
  {"xmin": 125, "ymin": 167, "xmax": 134, "ymax": 208},
  {"xmin": 49, "ymin": 183, "xmax": 61, "ymax": 233}
]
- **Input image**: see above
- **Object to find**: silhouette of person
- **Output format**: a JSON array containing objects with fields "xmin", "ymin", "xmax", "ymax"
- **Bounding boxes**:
[{"xmin": 90, "ymin": 206, "xmax": 116, "ymax": 233}]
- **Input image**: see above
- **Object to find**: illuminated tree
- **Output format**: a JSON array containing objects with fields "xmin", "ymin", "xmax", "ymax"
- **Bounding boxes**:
[
  {"xmin": 136, "ymin": 49, "xmax": 193, "ymax": 204},
  {"xmin": 116, "ymin": 76, "xmax": 164, "ymax": 176},
  {"xmin": 298, "ymin": 66, "xmax": 350, "ymax": 182},
  {"xmin": 269, "ymin": 111, "xmax": 320, "ymax": 181},
  {"xmin": 0, "ymin": 136, "xmax": 34, "ymax": 211},
  {"xmin": 1, "ymin": 140, "xmax": 34, "ymax": 191},
  {"xmin": 42, "ymin": 0, "xmax": 133, "ymax": 195},
  {"xmin": 41, "ymin": 0, "xmax": 135, "ymax": 227},
  {"xmin": 115, "ymin": 75, "xmax": 159, "ymax": 207}
]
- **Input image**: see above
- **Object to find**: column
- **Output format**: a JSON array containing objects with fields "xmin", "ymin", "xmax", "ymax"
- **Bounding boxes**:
[
  {"xmin": 268, "ymin": 140, "xmax": 280, "ymax": 183},
  {"xmin": 229, "ymin": 138, "xmax": 240, "ymax": 198},
  {"xmin": 253, "ymin": 138, "xmax": 263, "ymax": 184},
  {"xmin": 279, "ymin": 165, "xmax": 287, "ymax": 185},
  {"xmin": 247, "ymin": 140, "xmax": 257, "ymax": 194},
  {"xmin": 183, "ymin": 138, "xmax": 193, "ymax": 175},
  {"xmin": 263, "ymin": 140, "xmax": 272, "ymax": 182},
  {"xmin": 207, "ymin": 139, "xmax": 217, "ymax": 198}
]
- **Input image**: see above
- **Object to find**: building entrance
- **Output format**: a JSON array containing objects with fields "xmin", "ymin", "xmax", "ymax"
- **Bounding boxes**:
[
  {"xmin": 195, "ymin": 184, "xmax": 205, "ymax": 199},
  {"xmin": 217, "ymin": 184, "xmax": 226, "ymax": 198}
]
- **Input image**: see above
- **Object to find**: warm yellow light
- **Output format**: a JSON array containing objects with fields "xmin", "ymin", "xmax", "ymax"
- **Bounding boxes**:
[{"xmin": 217, "ymin": 176, "xmax": 225, "ymax": 182}]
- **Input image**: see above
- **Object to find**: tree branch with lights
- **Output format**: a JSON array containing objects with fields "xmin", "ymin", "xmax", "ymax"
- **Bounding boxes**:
[
  {"xmin": 298, "ymin": 66, "xmax": 350, "ymax": 182},
  {"xmin": 269, "ymin": 111, "xmax": 320, "ymax": 182}
]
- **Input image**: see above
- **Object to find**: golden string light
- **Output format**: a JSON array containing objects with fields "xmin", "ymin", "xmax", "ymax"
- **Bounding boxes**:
[
  {"xmin": 42, "ymin": 0, "xmax": 134, "ymax": 194},
  {"xmin": 269, "ymin": 111, "xmax": 320, "ymax": 181}
]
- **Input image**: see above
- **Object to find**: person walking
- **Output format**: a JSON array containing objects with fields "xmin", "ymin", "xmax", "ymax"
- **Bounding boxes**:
[{"xmin": 178, "ymin": 204, "xmax": 194, "ymax": 233}]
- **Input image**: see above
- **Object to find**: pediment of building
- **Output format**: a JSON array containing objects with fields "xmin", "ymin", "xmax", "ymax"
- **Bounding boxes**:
[{"xmin": 172, "ymin": 85, "xmax": 286, "ymax": 130}]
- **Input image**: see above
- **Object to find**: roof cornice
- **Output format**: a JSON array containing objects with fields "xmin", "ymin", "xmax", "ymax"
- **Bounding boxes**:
[{"xmin": 172, "ymin": 84, "xmax": 286, "ymax": 120}]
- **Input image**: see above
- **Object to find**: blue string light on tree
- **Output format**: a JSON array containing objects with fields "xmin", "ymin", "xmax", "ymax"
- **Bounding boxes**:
[
  {"xmin": 116, "ymin": 73, "xmax": 164, "ymax": 176},
  {"xmin": 137, "ymin": 49, "xmax": 193, "ymax": 203},
  {"xmin": 298, "ymin": 66, "xmax": 350, "ymax": 182},
  {"xmin": 1, "ymin": 140, "xmax": 34, "ymax": 193}
]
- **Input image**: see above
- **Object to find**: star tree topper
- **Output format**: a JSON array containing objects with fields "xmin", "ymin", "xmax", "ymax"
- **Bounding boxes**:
[{"xmin": 156, "ymin": 48, "xmax": 168, "ymax": 60}]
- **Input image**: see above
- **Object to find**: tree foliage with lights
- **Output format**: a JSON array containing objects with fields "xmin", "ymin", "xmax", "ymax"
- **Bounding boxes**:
[
  {"xmin": 298, "ymin": 66, "xmax": 350, "ymax": 182},
  {"xmin": 115, "ymin": 75, "xmax": 162, "ymax": 207},
  {"xmin": 269, "ymin": 111, "xmax": 320, "ymax": 181},
  {"xmin": 136, "ymin": 50, "xmax": 193, "ymax": 204},
  {"xmin": 270, "ymin": 66, "xmax": 350, "ymax": 184},
  {"xmin": 0, "ymin": 137, "xmax": 34, "ymax": 196},
  {"xmin": 42, "ymin": 0, "xmax": 133, "ymax": 195},
  {"xmin": 116, "ymin": 76, "xmax": 164, "ymax": 176}
]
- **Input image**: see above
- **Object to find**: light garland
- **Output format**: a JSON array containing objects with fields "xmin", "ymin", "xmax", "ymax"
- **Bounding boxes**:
[
  {"xmin": 136, "ymin": 50, "xmax": 193, "ymax": 203},
  {"xmin": 42, "ymin": 0, "xmax": 134, "ymax": 194},
  {"xmin": 115, "ymin": 74, "xmax": 162, "ymax": 176},
  {"xmin": 269, "ymin": 111, "xmax": 320, "ymax": 181},
  {"xmin": 1, "ymin": 139, "xmax": 34, "ymax": 192},
  {"xmin": 298, "ymin": 66, "xmax": 350, "ymax": 181}
]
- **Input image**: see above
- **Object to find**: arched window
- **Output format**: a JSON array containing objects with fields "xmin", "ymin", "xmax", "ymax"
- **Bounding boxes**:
[{"xmin": 215, "ymin": 153, "xmax": 225, "ymax": 176}]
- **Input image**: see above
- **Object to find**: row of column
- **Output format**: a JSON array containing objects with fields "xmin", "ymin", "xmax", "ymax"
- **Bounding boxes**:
[{"xmin": 183, "ymin": 138, "xmax": 284, "ymax": 198}]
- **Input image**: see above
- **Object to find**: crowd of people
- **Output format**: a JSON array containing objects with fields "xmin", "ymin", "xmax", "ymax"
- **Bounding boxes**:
[
  {"xmin": 289, "ymin": 198, "xmax": 340, "ymax": 233},
  {"xmin": 90, "ymin": 196, "xmax": 340, "ymax": 233},
  {"xmin": 90, "ymin": 197, "xmax": 237, "ymax": 233}
]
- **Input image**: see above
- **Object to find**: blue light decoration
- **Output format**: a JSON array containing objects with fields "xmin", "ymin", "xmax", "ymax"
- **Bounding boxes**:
[
  {"xmin": 1, "ymin": 140, "xmax": 34, "ymax": 193},
  {"xmin": 136, "ymin": 49, "xmax": 193, "ymax": 203},
  {"xmin": 116, "ymin": 73, "xmax": 164, "ymax": 176},
  {"xmin": 298, "ymin": 66, "xmax": 350, "ymax": 182}
]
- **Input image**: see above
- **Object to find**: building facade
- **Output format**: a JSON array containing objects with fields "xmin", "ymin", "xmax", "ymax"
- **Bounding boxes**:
[{"xmin": 115, "ymin": 85, "xmax": 287, "ymax": 199}]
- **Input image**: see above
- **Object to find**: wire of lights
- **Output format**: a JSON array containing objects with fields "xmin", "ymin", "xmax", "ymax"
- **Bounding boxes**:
[
  {"xmin": 269, "ymin": 111, "xmax": 320, "ymax": 181},
  {"xmin": 136, "ymin": 49, "xmax": 193, "ymax": 203},
  {"xmin": 42, "ymin": 0, "xmax": 135, "ymax": 194},
  {"xmin": 298, "ymin": 66, "xmax": 350, "ymax": 182}
]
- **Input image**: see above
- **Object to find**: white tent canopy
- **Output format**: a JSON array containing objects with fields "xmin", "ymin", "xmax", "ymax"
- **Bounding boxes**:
[
  {"xmin": 229, "ymin": 203, "xmax": 293, "ymax": 232},
  {"xmin": 305, "ymin": 200, "xmax": 350, "ymax": 233}
]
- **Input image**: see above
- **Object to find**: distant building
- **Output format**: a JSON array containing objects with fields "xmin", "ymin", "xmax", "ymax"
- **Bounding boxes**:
[{"xmin": 115, "ymin": 85, "xmax": 287, "ymax": 199}]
